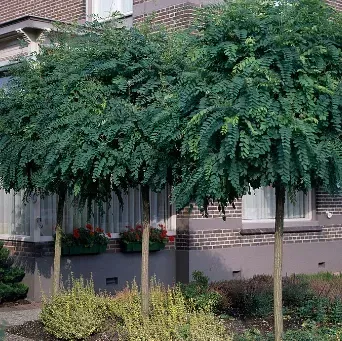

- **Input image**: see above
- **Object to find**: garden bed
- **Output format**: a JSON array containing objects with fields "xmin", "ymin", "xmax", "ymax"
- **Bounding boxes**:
[
  {"xmin": 7, "ymin": 320, "xmax": 119, "ymax": 341},
  {"xmin": 3, "ymin": 316, "xmax": 311, "ymax": 341}
]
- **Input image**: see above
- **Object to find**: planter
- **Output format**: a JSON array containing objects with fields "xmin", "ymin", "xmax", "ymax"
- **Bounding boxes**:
[
  {"xmin": 61, "ymin": 244, "xmax": 107, "ymax": 256},
  {"xmin": 121, "ymin": 241, "xmax": 166, "ymax": 253}
]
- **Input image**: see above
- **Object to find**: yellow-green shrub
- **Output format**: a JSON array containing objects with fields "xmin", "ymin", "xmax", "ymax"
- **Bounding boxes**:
[
  {"xmin": 40, "ymin": 276, "xmax": 110, "ymax": 340},
  {"xmin": 110, "ymin": 279, "xmax": 232, "ymax": 341}
]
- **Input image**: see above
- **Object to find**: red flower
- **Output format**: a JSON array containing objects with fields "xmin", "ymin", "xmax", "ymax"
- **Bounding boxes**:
[
  {"xmin": 168, "ymin": 236, "xmax": 175, "ymax": 242},
  {"xmin": 89, "ymin": 231, "xmax": 94, "ymax": 236},
  {"xmin": 106, "ymin": 232, "xmax": 111, "ymax": 238},
  {"xmin": 136, "ymin": 224, "xmax": 142, "ymax": 229},
  {"xmin": 86, "ymin": 224, "xmax": 93, "ymax": 231},
  {"xmin": 95, "ymin": 227, "xmax": 103, "ymax": 233},
  {"xmin": 73, "ymin": 228, "xmax": 80, "ymax": 239}
]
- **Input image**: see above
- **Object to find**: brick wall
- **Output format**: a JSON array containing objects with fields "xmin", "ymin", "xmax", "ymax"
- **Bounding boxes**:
[
  {"xmin": 176, "ymin": 225, "xmax": 342, "ymax": 251},
  {"xmin": 326, "ymin": 0, "xmax": 342, "ymax": 10},
  {"xmin": 316, "ymin": 190, "xmax": 342, "ymax": 215},
  {"xmin": 133, "ymin": 3, "xmax": 197, "ymax": 29},
  {"xmin": 0, "ymin": 0, "xmax": 86, "ymax": 24},
  {"xmin": 4, "ymin": 238, "xmax": 175, "ymax": 257},
  {"xmin": 177, "ymin": 200, "xmax": 242, "ymax": 219}
]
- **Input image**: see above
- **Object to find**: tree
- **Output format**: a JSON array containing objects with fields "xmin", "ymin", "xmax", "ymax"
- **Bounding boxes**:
[
  {"xmin": 170, "ymin": 1, "xmax": 342, "ymax": 339},
  {"xmin": 0, "ymin": 19, "xmax": 186, "ymax": 313},
  {"xmin": 0, "ymin": 57, "xmax": 71, "ymax": 295}
]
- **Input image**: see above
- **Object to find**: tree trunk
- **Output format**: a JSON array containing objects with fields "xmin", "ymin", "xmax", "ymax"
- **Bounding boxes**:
[
  {"xmin": 141, "ymin": 185, "xmax": 150, "ymax": 318},
  {"xmin": 274, "ymin": 184, "xmax": 285, "ymax": 341},
  {"xmin": 52, "ymin": 191, "xmax": 66, "ymax": 296}
]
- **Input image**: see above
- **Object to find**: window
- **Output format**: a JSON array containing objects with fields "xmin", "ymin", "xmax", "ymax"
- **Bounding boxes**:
[
  {"xmin": 0, "ymin": 190, "xmax": 31, "ymax": 236},
  {"xmin": 242, "ymin": 186, "xmax": 311, "ymax": 220},
  {"xmin": 92, "ymin": 0, "xmax": 133, "ymax": 18},
  {"xmin": 39, "ymin": 187, "xmax": 175, "ymax": 237},
  {"xmin": 0, "ymin": 186, "xmax": 174, "ymax": 239}
]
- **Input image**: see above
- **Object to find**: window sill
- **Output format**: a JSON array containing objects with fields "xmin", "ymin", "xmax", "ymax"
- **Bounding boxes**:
[{"xmin": 240, "ymin": 224, "xmax": 323, "ymax": 236}]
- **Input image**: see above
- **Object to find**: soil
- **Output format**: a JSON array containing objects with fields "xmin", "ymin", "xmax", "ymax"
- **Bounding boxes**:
[
  {"xmin": 7, "ymin": 321, "xmax": 119, "ymax": 341},
  {"xmin": 0, "ymin": 299, "xmax": 31, "ymax": 308},
  {"xmin": 224, "ymin": 314, "xmax": 302, "ymax": 335},
  {"xmin": 6, "ymin": 313, "xmax": 302, "ymax": 340}
]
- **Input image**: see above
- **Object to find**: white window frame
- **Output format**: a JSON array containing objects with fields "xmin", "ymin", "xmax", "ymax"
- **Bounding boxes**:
[
  {"xmin": 88, "ymin": 0, "xmax": 133, "ymax": 21},
  {"xmin": 242, "ymin": 187, "xmax": 313, "ymax": 224}
]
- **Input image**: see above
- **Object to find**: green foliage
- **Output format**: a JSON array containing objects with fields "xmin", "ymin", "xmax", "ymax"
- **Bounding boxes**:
[
  {"xmin": 170, "ymin": 0, "xmax": 342, "ymax": 215},
  {"xmin": 0, "ymin": 19, "xmax": 189, "ymax": 212},
  {"xmin": 211, "ymin": 274, "xmax": 313, "ymax": 318},
  {"xmin": 181, "ymin": 271, "xmax": 222, "ymax": 313},
  {"xmin": 0, "ymin": 241, "xmax": 28, "ymax": 302},
  {"xmin": 236, "ymin": 326, "xmax": 342, "ymax": 341},
  {"xmin": 110, "ymin": 278, "xmax": 231, "ymax": 341},
  {"xmin": 211, "ymin": 275, "xmax": 274, "ymax": 317},
  {"xmin": 40, "ymin": 276, "xmax": 110, "ymax": 340},
  {"xmin": 297, "ymin": 296, "xmax": 342, "ymax": 325}
]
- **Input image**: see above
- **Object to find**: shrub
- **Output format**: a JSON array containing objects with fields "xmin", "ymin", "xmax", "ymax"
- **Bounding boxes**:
[
  {"xmin": 40, "ymin": 276, "xmax": 110, "ymax": 340},
  {"xmin": 211, "ymin": 274, "xmax": 313, "ymax": 318},
  {"xmin": 282, "ymin": 275, "xmax": 313, "ymax": 309},
  {"xmin": 235, "ymin": 326, "xmax": 342, "ymax": 341},
  {"xmin": 211, "ymin": 275, "xmax": 273, "ymax": 317},
  {"xmin": 110, "ymin": 278, "xmax": 232, "ymax": 341},
  {"xmin": 181, "ymin": 271, "xmax": 222, "ymax": 313},
  {"xmin": 0, "ymin": 241, "xmax": 28, "ymax": 302}
]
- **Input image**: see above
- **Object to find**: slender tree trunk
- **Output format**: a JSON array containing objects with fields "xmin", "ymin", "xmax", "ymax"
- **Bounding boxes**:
[
  {"xmin": 274, "ymin": 184, "xmax": 285, "ymax": 341},
  {"xmin": 52, "ymin": 191, "xmax": 66, "ymax": 296},
  {"xmin": 141, "ymin": 185, "xmax": 150, "ymax": 318}
]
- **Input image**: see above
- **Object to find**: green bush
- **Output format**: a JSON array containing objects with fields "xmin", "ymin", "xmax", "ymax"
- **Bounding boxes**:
[
  {"xmin": 181, "ymin": 271, "xmax": 222, "ymax": 313},
  {"xmin": 211, "ymin": 275, "xmax": 274, "ymax": 317},
  {"xmin": 40, "ymin": 276, "xmax": 110, "ymax": 340},
  {"xmin": 110, "ymin": 278, "xmax": 232, "ymax": 341},
  {"xmin": 235, "ymin": 326, "xmax": 342, "ymax": 341},
  {"xmin": 211, "ymin": 274, "xmax": 313, "ymax": 318},
  {"xmin": 0, "ymin": 241, "xmax": 28, "ymax": 302},
  {"xmin": 283, "ymin": 275, "xmax": 312, "ymax": 309}
]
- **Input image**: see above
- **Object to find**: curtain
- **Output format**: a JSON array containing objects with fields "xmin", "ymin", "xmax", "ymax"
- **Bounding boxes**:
[
  {"xmin": 0, "ymin": 190, "xmax": 31, "ymax": 235},
  {"xmin": 242, "ymin": 186, "xmax": 308, "ymax": 220},
  {"xmin": 93, "ymin": 0, "xmax": 132, "ymax": 17},
  {"xmin": 40, "ymin": 186, "xmax": 174, "ymax": 236}
]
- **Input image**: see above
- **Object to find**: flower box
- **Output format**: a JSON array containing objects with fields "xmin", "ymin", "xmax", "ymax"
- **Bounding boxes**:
[
  {"xmin": 62, "ymin": 244, "xmax": 107, "ymax": 256},
  {"xmin": 121, "ymin": 241, "xmax": 166, "ymax": 253}
]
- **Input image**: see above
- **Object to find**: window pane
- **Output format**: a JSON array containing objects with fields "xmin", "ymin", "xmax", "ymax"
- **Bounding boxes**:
[
  {"xmin": 39, "ymin": 186, "xmax": 174, "ymax": 236},
  {"xmin": 93, "ymin": 0, "xmax": 132, "ymax": 17},
  {"xmin": 242, "ymin": 186, "xmax": 308, "ymax": 220},
  {"xmin": 0, "ymin": 190, "xmax": 30, "ymax": 236}
]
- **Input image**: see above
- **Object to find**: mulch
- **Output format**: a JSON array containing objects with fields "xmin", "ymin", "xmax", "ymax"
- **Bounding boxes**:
[{"xmin": 7, "ymin": 321, "xmax": 119, "ymax": 341}]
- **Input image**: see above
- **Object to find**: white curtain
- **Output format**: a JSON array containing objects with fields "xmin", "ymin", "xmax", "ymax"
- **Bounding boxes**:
[
  {"xmin": 93, "ymin": 0, "xmax": 132, "ymax": 17},
  {"xmin": 41, "ymin": 186, "xmax": 174, "ymax": 236},
  {"xmin": 242, "ymin": 186, "xmax": 308, "ymax": 220},
  {"xmin": 0, "ymin": 186, "xmax": 174, "ymax": 237},
  {"xmin": 0, "ymin": 190, "xmax": 31, "ymax": 235}
]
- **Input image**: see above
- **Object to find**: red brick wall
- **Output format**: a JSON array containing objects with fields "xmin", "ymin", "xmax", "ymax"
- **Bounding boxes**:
[
  {"xmin": 0, "ymin": 0, "xmax": 86, "ymax": 24},
  {"xmin": 4, "ymin": 238, "xmax": 175, "ymax": 257},
  {"xmin": 326, "ymin": 0, "xmax": 342, "ymax": 10},
  {"xmin": 133, "ymin": 3, "xmax": 197, "ymax": 29}
]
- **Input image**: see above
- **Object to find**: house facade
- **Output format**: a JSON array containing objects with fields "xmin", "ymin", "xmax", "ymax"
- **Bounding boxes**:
[{"xmin": 1, "ymin": 0, "xmax": 342, "ymax": 301}]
